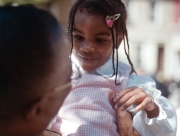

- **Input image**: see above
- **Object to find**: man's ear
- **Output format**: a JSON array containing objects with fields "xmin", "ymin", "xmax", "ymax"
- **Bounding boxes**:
[
  {"xmin": 25, "ymin": 96, "xmax": 49, "ymax": 123},
  {"xmin": 114, "ymin": 35, "xmax": 123, "ymax": 49}
]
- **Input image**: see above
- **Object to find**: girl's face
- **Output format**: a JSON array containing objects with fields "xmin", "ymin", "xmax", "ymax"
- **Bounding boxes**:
[{"xmin": 72, "ymin": 11, "xmax": 113, "ymax": 72}]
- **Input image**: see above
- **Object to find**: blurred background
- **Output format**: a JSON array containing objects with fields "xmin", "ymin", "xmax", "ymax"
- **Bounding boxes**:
[
  {"xmin": 120, "ymin": 0, "xmax": 180, "ymax": 109},
  {"xmin": 0, "ymin": 0, "xmax": 180, "ymax": 109}
]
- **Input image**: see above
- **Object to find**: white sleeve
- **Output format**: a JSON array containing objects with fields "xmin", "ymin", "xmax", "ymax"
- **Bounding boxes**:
[{"xmin": 127, "ymin": 75, "xmax": 177, "ymax": 136}]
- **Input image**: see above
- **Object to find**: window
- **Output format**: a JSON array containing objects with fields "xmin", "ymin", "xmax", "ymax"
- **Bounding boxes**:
[
  {"xmin": 157, "ymin": 45, "xmax": 164, "ymax": 72},
  {"xmin": 149, "ymin": 1, "xmax": 156, "ymax": 21},
  {"xmin": 137, "ymin": 46, "xmax": 141, "ymax": 67}
]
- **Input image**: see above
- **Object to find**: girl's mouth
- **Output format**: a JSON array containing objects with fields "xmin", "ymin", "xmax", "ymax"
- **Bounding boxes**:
[{"xmin": 78, "ymin": 54, "xmax": 97, "ymax": 60}]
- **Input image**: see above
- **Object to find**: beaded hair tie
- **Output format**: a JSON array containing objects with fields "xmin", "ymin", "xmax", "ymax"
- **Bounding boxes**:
[{"xmin": 105, "ymin": 13, "xmax": 121, "ymax": 28}]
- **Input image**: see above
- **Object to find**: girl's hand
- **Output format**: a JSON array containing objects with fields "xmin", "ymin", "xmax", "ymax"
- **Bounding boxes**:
[
  {"xmin": 113, "ymin": 86, "xmax": 159, "ymax": 118},
  {"xmin": 109, "ymin": 92, "xmax": 140, "ymax": 136}
]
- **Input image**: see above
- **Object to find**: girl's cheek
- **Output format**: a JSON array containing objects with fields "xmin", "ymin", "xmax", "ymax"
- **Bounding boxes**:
[{"xmin": 72, "ymin": 42, "xmax": 78, "ymax": 48}]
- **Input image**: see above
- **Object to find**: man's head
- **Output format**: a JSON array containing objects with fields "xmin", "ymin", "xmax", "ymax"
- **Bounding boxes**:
[{"xmin": 0, "ymin": 5, "xmax": 71, "ymax": 136}]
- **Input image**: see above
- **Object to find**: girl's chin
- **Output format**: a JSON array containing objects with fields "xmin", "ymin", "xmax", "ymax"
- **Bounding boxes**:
[
  {"xmin": 81, "ymin": 65, "xmax": 98, "ymax": 72},
  {"xmin": 78, "ymin": 58, "xmax": 99, "ymax": 72}
]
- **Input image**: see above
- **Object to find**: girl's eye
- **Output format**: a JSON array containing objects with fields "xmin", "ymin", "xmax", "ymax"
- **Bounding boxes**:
[
  {"xmin": 73, "ymin": 35, "xmax": 83, "ymax": 41},
  {"xmin": 96, "ymin": 38, "xmax": 106, "ymax": 43}
]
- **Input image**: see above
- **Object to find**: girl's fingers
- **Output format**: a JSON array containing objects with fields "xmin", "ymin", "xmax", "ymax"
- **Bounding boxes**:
[
  {"xmin": 114, "ymin": 88, "xmax": 147, "ymax": 108},
  {"xmin": 114, "ymin": 86, "xmax": 137, "ymax": 102},
  {"xmin": 115, "ymin": 94, "xmax": 141, "ymax": 110},
  {"xmin": 134, "ymin": 97, "xmax": 153, "ymax": 111}
]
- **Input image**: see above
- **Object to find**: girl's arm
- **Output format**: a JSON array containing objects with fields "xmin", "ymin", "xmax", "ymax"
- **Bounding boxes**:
[
  {"xmin": 133, "ymin": 95, "xmax": 177, "ymax": 136},
  {"xmin": 128, "ymin": 75, "xmax": 177, "ymax": 136}
]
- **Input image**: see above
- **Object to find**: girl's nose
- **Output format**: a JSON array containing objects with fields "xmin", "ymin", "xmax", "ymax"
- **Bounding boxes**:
[{"xmin": 80, "ymin": 42, "xmax": 95, "ymax": 52}]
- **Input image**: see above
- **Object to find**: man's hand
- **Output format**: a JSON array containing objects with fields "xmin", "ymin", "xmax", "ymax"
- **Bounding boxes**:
[
  {"xmin": 116, "ymin": 108, "xmax": 140, "ymax": 136},
  {"xmin": 109, "ymin": 92, "xmax": 140, "ymax": 136}
]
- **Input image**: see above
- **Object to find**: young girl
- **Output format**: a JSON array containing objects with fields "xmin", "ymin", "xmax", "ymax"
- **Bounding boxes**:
[{"xmin": 50, "ymin": 0, "xmax": 177, "ymax": 135}]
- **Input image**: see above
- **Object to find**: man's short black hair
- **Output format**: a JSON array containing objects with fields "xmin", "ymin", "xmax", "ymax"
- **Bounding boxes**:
[{"xmin": 0, "ymin": 5, "xmax": 62, "ymax": 121}]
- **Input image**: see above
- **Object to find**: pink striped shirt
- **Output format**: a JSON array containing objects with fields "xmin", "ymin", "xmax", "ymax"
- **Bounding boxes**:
[{"xmin": 50, "ymin": 62, "xmax": 131, "ymax": 136}]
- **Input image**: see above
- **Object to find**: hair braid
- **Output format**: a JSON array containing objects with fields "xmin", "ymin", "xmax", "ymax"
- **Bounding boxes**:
[
  {"xmin": 68, "ymin": 0, "xmax": 83, "ymax": 53},
  {"xmin": 119, "ymin": 1, "xmax": 136, "ymax": 75},
  {"xmin": 107, "ymin": 1, "xmax": 120, "ymax": 86},
  {"xmin": 103, "ymin": 0, "xmax": 117, "ymax": 79},
  {"xmin": 115, "ymin": 28, "xmax": 120, "ymax": 85},
  {"xmin": 111, "ymin": 28, "xmax": 116, "ymax": 77},
  {"xmin": 124, "ymin": 28, "xmax": 136, "ymax": 74},
  {"xmin": 67, "ymin": 10, "xmax": 74, "ymax": 53}
]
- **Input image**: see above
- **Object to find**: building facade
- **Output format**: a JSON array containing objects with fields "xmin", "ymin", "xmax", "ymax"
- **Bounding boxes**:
[{"xmin": 120, "ymin": 0, "xmax": 180, "ymax": 83}]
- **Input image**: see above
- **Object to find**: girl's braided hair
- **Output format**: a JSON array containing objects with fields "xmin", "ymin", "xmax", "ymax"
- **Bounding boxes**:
[{"xmin": 68, "ymin": 0, "xmax": 136, "ymax": 85}]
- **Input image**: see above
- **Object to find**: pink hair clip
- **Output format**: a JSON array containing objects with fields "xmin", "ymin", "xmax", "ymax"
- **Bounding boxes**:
[{"xmin": 105, "ymin": 13, "xmax": 121, "ymax": 28}]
